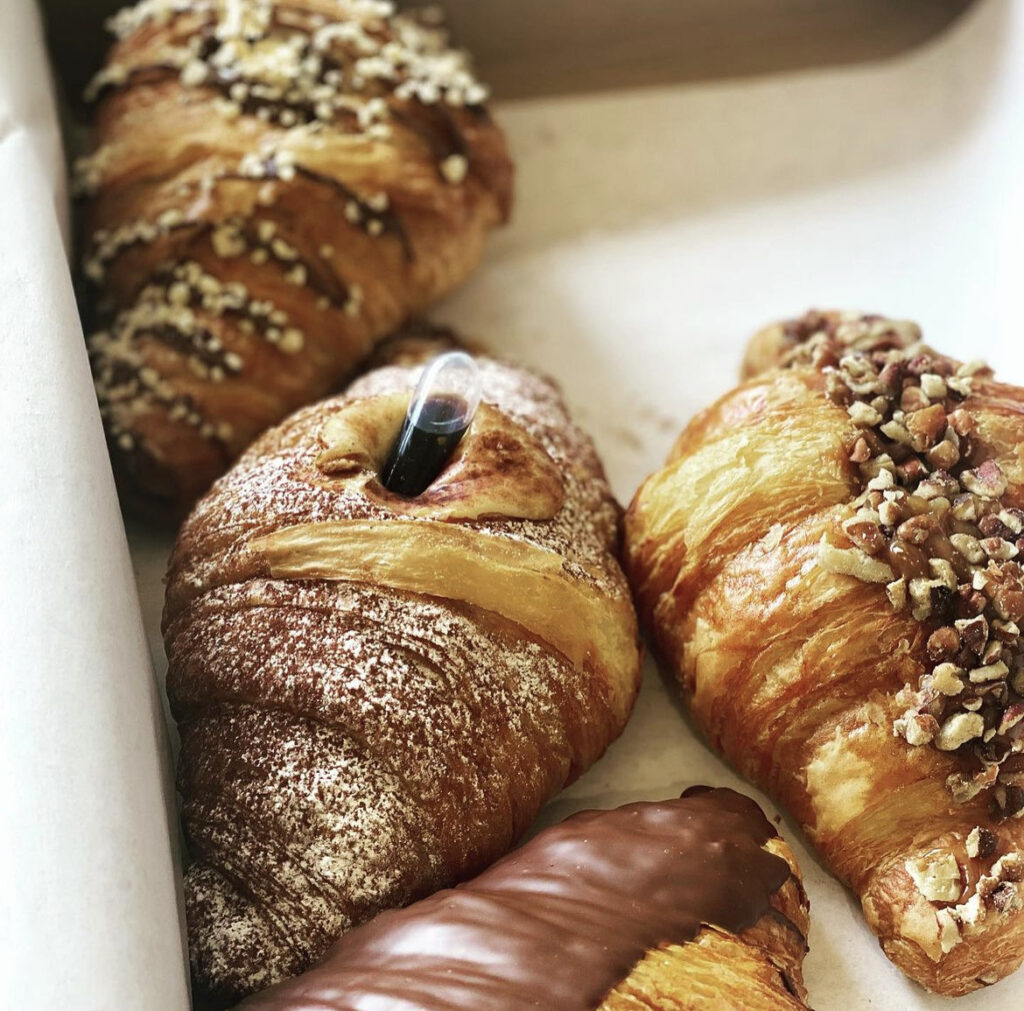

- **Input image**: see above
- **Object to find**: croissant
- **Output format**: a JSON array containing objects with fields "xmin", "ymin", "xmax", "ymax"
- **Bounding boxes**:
[
  {"xmin": 625, "ymin": 310, "xmax": 1024, "ymax": 996},
  {"xmin": 76, "ymin": 0, "xmax": 513, "ymax": 515},
  {"xmin": 163, "ymin": 334, "xmax": 643, "ymax": 1004},
  {"xmin": 237, "ymin": 787, "xmax": 811, "ymax": 1011}
]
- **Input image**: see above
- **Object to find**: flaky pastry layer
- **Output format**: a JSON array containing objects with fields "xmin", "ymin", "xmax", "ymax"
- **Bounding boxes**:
[
  {"xmin": 80, "ymin": 0, "xmax": 513, "ymax": 514},
  {"xmin": 165, "ymin": 338, "xmax": 642, "ymax": 1003},
  {"xmin": 626, "ymin": 312, "xmax": 1024, "ymax": 995}
]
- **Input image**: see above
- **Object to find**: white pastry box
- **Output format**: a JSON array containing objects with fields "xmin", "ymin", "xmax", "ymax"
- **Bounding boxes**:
[{"xmin": 3, "ymin": 0, "xmax": 1022, "ymax": 1008}]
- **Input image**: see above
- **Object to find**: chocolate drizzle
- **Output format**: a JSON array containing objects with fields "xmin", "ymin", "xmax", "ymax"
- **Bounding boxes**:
[
  {"xmin": 294, "ymin": 166, "xmax": 414, "ymax": 261},
  {"xmin": 238, "ymin": 787, "xmax": 796, "ymax": 1011}
]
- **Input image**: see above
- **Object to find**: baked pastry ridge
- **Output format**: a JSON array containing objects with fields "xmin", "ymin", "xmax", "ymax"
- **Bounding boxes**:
[
  {"xmin": 164, "ymin": 335, "xmax": 643, "ymax": 1002},
  {"xmin": 238, "ymin": 787, "xmax": 811, "ymax": 1011},
  {"xmin": 77, "ymin": 0, "xmax": 513, "ymax": 513},
  {"xmin": 625, "ymin": 310, "xmax": 1024, "ymax": 995}
]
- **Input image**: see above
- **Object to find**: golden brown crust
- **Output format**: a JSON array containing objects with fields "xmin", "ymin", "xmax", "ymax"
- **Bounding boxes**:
[
  {"xmin": 78, "ymin": 0, "xmax": 513, "ymax": 515},
  {"xmin": 164, "ymin": 339, "xmax": 642, "ymax": 1003},
  {"xmin": 626, "ymin": 311, "xmax": 1024, "ymax": 997},
  {"xmin": 599, "ymin": 837, "xmax": 811, "ymax": 1011}
]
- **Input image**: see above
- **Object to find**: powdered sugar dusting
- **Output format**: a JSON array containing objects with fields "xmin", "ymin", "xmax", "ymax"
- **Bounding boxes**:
[
  {"xmin": 164, "ymin": 352, "xmax": 633, "ymax": 1001},
  {"xmin": 166, "ymin": 354, "xmax": 626, "ymax": 615}
]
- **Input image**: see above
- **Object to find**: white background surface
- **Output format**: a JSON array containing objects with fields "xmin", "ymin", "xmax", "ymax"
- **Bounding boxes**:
[
  {"xmin": 1, "ymin": 2, "xmax": 188, "ymax": 1010},
  {"xmin": 11, "ymin": 0, "xmax": 1023, "ymax": 1007}
]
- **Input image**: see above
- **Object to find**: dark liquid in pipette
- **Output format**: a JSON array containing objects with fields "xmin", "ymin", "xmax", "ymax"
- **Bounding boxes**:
[{"xmin": 381, "ymin": 394, "xmax": 471, "ymax": 497}]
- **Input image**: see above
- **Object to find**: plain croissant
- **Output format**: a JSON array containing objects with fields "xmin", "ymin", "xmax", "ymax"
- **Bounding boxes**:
[
  {"xmin": 76, "ymin": 0, "xmax": 513, "ymax": 515},
  {"xmin": 625, "ymin": 310, "xmax": 1024, "ymax": 996},
  {"xmin": 163, "ymin": 333, "xmax": 642, "ymax": 1004},
  {"xmin": 237, "ymin": 787, "xmax": 811, "ymax": 1011}
]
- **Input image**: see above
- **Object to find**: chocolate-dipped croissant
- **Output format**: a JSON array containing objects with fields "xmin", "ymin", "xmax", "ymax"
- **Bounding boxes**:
[
  {"xmin": 163, "ymin": 334, "xmax": 642, "ymax": 1003},
  {"xmin": 625, "ymin": 311, "xmax": 1024, "ymax": 996},
  {"xmin": 77, "ymin": 0, "xmax": 512, "ymax": 514},
  {"xmin": 238, "ymin": 787, "xmax": 811, "ymax": 1011}
]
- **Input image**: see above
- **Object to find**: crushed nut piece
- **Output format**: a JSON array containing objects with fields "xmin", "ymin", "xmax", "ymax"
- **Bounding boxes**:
[
  {"xmin": 961, "ymin": 461, "xmax": 1008, "ymax": 499},
  {"xmin": 935, "ymin": 908, "xmax": 962, "ymax": 953},
  {"xmin": 966, "ymin": 826, "xmax": 997, "ymax": 860},
  {"xmin": 906, "ymin": 850, "xmax": 963, "ymax": 903},
  {"xmin": 897, "ymin": 711, "xmax": 940, "ymax": 746},
  {"xmin": 935, "ymin": 712, "xmax": 985, "ymax": 751},
  {"xmin": 920, "ymin": 373, "xmax": 948, "ymax": 400},
  {"xmin": 969, "ymin": 660, "xmax": 1009, "ymax": 684},
  {"xmin": 819, "ymin": 540, "xmax": 894, "ymax": 583},
  {"xmin": 782, "ymin": 323, "xmax": 1023, "ymax": 807},
  {"xmin": 931, "ymin": 662, "xmax": 965, "ymax": 695}
]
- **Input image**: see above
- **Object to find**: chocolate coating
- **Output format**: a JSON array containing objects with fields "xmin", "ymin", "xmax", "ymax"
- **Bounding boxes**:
[{"xmin": 238, "ymin": 787, "xmax": 795, "ymax": 1011}]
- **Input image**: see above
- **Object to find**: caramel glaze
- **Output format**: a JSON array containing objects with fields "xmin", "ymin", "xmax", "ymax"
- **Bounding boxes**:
[{"xmin": 238, "ymin": 787, "xmax": 797, "ymax": 1011}]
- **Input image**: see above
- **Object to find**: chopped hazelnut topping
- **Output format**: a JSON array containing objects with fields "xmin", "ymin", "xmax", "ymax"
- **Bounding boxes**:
[
  {"xmin": 931, "ymin": 663, "xmax": 965, "ymax": 696},
  {"xmin": 784, "ymin": 317, "xmax": 1022, "ymax": 809},
  {"xmin": 969, "ymin": 660, "xmax": 1009, "ymax": 684},
  {"xmin": 950, "ymin": 533, "xmax": 986, "ymax": 565},
  {"xmin": 906, "ymin": 850, "xmax": 963, "ymax": 903},
  {"xmin": 920, "ymin": 373, "xmax": 948, "ymax": 400},
  {"xmin": 927, "ymin": 626, "xmax": 960, "ymax": 662},
  {"xmin": 935, "ymin": 712, "xmax": 985, "ymax": 751},
  {"xmin": 849, "ymin": 401, "xmax": 882, "ymax": 427},
  {"xmin": 935, "ymin": 908, "xmax": 962, "ymax": 953},
  {"xmin": 981, "ymin": 537, "xmax": 1019, "ymax": 562},
  {"xmin": 966, "ymin": 826, "xmax": 997, "ymax": 859},
  {"xmin": 904, "ymin": 842, "xmax": 1024, "ymax": 951},
  {"xmin": 886, "ymin": 578, "xmax": 907, "ymax": 610},
  {"xmin": 819, "ymin": 540, "xmax": 894, "ymax": 584},
  {"xmin": 999, "ymin": 704, "xmax": 1024, "ymax": 735},
  {"xmin": 927, "ymin": 439, "xmax": 960, "ymax": 471},
  {"xmin": 897, "ymin": 712, "xmax": 939, "ymax": 746},
  {"xmin": 878, "ymin": 499, "xmax": 902, "ymax": 527},
  {"xmin": 962, "ymin": 461, "xmax": 1009, "ymax": 499},
  {"xmin": 906, "ymin": 403, "xmax": 947, "ymax": 446},
  {"xmin": 179, "ymin": 58, "xmax": 208, "ymax": 87}
]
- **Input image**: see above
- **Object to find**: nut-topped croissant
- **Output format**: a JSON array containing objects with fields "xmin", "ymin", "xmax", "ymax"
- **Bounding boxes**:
[
  {"xmin": 238, "ymin": 788, "xmax": 811, "ymax": 1011},
  {"xmin": 77, "ymin": 0, "xmax": 513, "ymax": 515},
  {"xmin": 163, "ymin": 333, "xmax": 642, "ymax": 1004},
  {"xmin": 625, "ymin": 311, "xmax": 1024, "ymax": 996}
]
